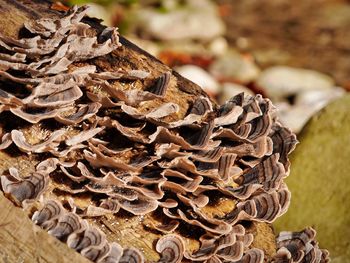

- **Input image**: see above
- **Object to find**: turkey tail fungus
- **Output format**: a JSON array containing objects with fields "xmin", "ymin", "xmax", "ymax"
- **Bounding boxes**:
[{"xmin": 0, "ymin": 2, "xmax": 328, "ymax": 263}]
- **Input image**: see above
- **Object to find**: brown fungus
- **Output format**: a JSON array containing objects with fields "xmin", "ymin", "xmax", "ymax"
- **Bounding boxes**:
[
  {"xmin": 0, "ymin": 4, "xmax": 328, "ymax": 263},
  {"xmin": 272, "ymin": 228, "xmax": 329, "ymax": 263},
  {"xmin": 119, "ymin": 248, "xmax": 145, "ymax": 263},
  {"xmin": 32, "ymin": 199, "xmax": 65, "ymax": 227},
  {"xmin": 156, "ymin": 234, "xmax": 185, "ymax": 263},
  {"xmin": 1, "ymin": 171, "xmax": 49, "ymax": 203},
  {"xmin": 98, "ymin": 243, "xmax": 123, "ymax": 263}
]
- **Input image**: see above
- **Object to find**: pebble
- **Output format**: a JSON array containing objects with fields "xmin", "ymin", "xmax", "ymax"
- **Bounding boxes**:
[
  {"xmin": 176, "ymin": 65, "xmax": 220, "ymax": 96},
  {"xmin": 257, "ymin": 66, "xmax": 335, "ymax": 101},
  {"xmin": 278, "ymin": 104, "xmax": 320, "ymax": 134},
  {"xmin": 276, "ymin": 87, "xmax": 345, "ymax": 133},
  {"xmin": 126, "ymin": 36, "xmax": 161, "ymax": 57},
  {"xmin": 295, "ymin": 87, "xmax": 345, "ymax": 108},
  {"xmin": 208, "ymin": 37, "xmax": 229, "ymax": 56},
  {"xmin": 133, "ymin": 0, "xmax": 225, "ymax": 41},
  {"xmin": 219, "ymin": 82, "xmax": 254, "ymax": 105},
  {"xmin": 85, "ymin": 3, "xmax": 113, "ymax": 26},
  {"xmin": 209, "ymin": 51, "xmax": 260, "ymax": 83},
  {"xmin": 254, "ymin": 49, "xmax": 291, "ymax": 66}
]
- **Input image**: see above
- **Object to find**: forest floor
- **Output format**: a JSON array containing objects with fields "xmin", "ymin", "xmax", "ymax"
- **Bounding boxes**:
[{"xmin": 217, "ymin": 0, "xmax": 350, "ymax": 88}]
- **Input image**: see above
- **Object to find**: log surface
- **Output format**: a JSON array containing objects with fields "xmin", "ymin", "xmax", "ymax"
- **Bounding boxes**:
[
  {"xmin": 0, "ymin": 1, "xmax": 208, "ymax": 262},
  {"xmin": 0, "ymin": 193, "xmax": 91, "ymax": 263},
  {"xmin": 0, "ymin": 1, "xmax": 277, "ymax": 262}
]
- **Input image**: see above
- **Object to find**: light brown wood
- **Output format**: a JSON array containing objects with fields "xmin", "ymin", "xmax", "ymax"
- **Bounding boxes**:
[
  {"xmin": 0, "ymin": 193, "xmax": 91, "ymax": 263},
  {"xmin": 0, "ymin": 1, "xmax": 277, "ymax": 262}
]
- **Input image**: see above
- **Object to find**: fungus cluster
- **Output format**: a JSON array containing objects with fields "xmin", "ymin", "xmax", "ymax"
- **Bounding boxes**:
[{"xmin": 0, "ymin": 6, "xmax": 328, "ymax": 263}]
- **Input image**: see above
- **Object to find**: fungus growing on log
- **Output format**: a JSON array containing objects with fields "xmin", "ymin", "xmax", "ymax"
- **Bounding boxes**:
[{"xmin": 0, "ymin": 4, "xmax": 329, "ymax": 263}]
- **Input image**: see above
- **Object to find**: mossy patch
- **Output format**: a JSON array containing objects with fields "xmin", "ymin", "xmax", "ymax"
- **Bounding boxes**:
[{"xmin": 274, "ymin": 94, "xmax": 350, "ymax": 262}]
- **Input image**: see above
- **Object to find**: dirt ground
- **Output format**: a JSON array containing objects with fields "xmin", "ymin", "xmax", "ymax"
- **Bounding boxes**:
[{"xmin": 217, "ymin": 0, "xmax": 350, "ymax": 88}]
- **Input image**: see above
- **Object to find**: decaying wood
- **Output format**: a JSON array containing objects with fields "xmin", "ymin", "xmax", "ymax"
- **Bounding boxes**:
[
  {"xmin": 0, "ymin": 192, "xmax": 91, "ymax": 263},
  {"xmin": 0, "ymin": 0, "xmax": 278, "ymax": 262}
]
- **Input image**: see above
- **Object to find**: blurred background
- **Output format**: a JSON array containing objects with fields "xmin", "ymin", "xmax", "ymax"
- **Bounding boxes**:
[
  {"xmin": 59, "ymin": 0, "xmax": 350, "ymax": 261},
  {"xmin": 59, "ymin": 0, "xmax": 350, "ymax": 133}
]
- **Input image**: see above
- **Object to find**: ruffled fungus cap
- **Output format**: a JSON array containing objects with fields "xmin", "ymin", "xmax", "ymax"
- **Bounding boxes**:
[{"xmin": 0, "ymin": 6, "xmax": 328, "ymax": 263}]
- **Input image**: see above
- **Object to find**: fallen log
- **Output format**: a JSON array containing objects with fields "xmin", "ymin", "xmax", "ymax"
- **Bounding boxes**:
[{"xmin": 0, "ymin": 1, "xmax": 328, "ymax": 263}]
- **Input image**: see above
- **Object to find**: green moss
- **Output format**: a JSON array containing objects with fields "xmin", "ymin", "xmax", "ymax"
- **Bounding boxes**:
[{"xmin": 274, "ymin": 94, "xmax": 350, "ymax": 262}]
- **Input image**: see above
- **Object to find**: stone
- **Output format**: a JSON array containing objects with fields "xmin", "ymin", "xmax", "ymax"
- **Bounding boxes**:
[
  {"xmin": 274, "ymin": 94, "xmax": 350, "ymax": 263},
  {"xmin": 295, "ymin": 87, "xmax": 345, "ymax": 107},
  {"xmin": 277, "ymin": 88, "xmax": 345, "ymax": 133},
  {"xmin": 219, "ymin": 82, "xmax": 254, "ymax": 104},
  {"xmin": 176, "ymin": 65, "xmax": 220, "ymax": 96},
  {"xmin": 85, "ymin": 3, "xmax": 113, "ymax": 26},
  {"xmin": 209, "ymin": 50, "xmax": 260, "ymax": 83},
  {"xmin": 132, "ymin": 0, "xmax": 225, "ymax": 41},
  {"xmin": 208, "ymin": 37, "xmax": 229, "ymax": 56},
  {"xmin": 257, "ymin": 66, "xmax": 334, "ymax": 101},
  {"xmin": 277, "ymin": 104, "xmax": 319, "ymax": 134},
  {"xmin": 253, "ymin": 49, "xmax": 291, "ymax": 67},
  {"xmin": 125, "ymin": 36, "xmax": 161, "ymax": 57}
]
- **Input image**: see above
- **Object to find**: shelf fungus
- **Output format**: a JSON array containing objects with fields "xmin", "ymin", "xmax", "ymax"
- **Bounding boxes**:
[{"xmin": 0, "ymin": 5, "xmax": 329, "ymax": 263}]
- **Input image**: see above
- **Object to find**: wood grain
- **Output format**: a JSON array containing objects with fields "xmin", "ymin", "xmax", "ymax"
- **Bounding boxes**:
[
  {"xmin": 0, "ymin": 1, "xmax": 277, "ymax": 262},
  {"xmin": 0, "ymin": 193, "xmax": 91, "ymax": 263}
]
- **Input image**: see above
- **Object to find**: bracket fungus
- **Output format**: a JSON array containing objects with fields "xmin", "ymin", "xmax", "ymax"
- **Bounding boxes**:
[{"xmin": 0, "ymin": 5, "xmax": 329, "ymax": 263}]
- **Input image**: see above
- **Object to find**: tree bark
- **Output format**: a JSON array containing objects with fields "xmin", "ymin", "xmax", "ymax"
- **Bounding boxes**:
[
  {"xmin": 0, "ymin": 1, "xmax": 277, "ymax": 262},
  {"xmin": 0, "ymin": 1, "xmax": 209, "ymax": 262},
  {"xmin": 0, "ymin": 193, "xmax": 91, "ymax": 263}
]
